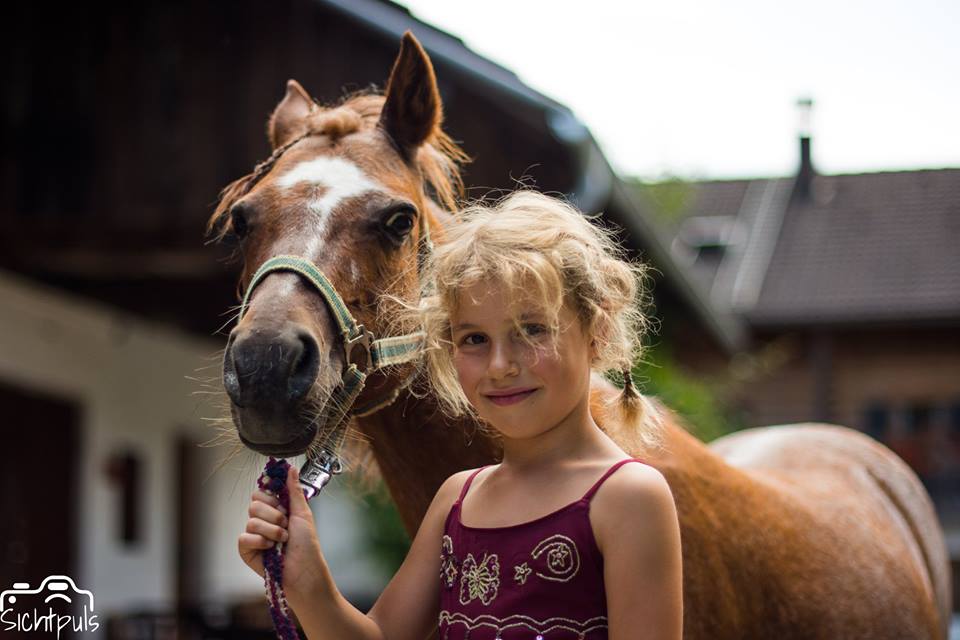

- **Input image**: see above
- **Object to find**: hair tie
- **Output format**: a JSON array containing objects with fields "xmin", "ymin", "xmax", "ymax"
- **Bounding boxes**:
[{"xmin": 622, "ymin": 368, "xmax": 639, "ymax": 398}]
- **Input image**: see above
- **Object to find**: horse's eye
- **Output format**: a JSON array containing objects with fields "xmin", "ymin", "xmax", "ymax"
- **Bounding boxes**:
[
  {"xmin": 383, "ymin": 205, "xmax": 417, "ymax": 239},
  {"xmin": 230, "ymin": 203, "xmax": 251, "ymax": 240}
]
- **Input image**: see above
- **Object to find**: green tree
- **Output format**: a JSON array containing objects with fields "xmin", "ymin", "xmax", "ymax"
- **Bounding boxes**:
[
  {"xmin": 632, "ymin": 341, "xmax": 744, "ymax": 443},
  {"xmin": 625, "ymin": 175, "xmax": 698, "ymax": 227},
  {"xmin": 348, "ymin": 475, "xmax": 411, "ymax": 575}
]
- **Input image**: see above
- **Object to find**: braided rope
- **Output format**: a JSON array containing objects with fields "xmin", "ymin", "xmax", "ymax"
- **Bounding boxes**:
[{"xmin": 258, "ymin": 457, "xmax": 303, "ymax": 640}]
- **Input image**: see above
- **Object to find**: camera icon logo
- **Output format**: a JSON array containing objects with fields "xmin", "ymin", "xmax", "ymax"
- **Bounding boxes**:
[{"xmin": 1, "ymin": 575, "xmax": 95, "ymax": 612}]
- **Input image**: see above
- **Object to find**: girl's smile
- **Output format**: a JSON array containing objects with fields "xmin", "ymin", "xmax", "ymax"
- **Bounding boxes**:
[{"xmin": 484, "ymin": 387, "xmax": 539, "ymax": 406}]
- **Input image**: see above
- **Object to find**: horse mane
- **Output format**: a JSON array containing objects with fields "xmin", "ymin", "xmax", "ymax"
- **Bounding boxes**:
[{"xmin": 205, "ymin": 90, "xmax": 468, "ymax": 246}]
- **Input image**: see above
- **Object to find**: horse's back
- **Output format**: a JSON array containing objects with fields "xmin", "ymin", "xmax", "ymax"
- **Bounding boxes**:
[{"xmin": 710, "ymin": 422, "xmax": 951, "ymax": 639}]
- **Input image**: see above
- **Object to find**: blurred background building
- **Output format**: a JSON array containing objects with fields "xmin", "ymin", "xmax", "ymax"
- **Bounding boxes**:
[
  {"xmin": 1, "ymin": 0, "xmax": 956, "ymax": 637},
  {"xmin": 632, "ymin": 130, "xmax": 960, "ymax": 532}
]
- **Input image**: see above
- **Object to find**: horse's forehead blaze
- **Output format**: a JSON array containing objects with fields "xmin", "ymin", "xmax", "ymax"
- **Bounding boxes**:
[{"xmin": 276, "ymin": 156, "xmax": 385, "ymax": 219}]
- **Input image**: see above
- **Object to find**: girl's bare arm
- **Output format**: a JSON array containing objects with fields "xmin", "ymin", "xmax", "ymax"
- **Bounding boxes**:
[
  {"xmin": 592, "ymin": 464, "xmax": 683, "ymax": 640},
  {"xmin": 240, "ymin": 465, "xmax": 472, "ymax": 640}
]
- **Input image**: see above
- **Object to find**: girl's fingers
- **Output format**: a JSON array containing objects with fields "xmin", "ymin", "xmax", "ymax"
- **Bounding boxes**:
[
  {"xmin": 251, "ymin": 489, "xmax": 286, "ymax": 513},
  {"xmin": 238, "ymin": 534, "xmax": 268, "ymax": 580},
  {"xmin": 246, "ymin": 517, "xmax": 289, "ymax": 543},
  {"xmin": 239, "ymin": 532, "xmax": 275, "ymax": 551},
  {"xmin": 249, "ymin": 500, "xmax": 288, "ymax": 527}
]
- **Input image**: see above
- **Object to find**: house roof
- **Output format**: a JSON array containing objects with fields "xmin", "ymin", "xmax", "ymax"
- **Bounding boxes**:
[
  {"xmin": 754, "ymin": 168, "xmax": 960, "ymax": 326},
  {"xmin": 650, "ymin": 167, "xmax": 960, "ymax": 327}
]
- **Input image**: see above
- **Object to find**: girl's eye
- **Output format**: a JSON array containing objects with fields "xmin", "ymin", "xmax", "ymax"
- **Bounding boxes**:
[
  {"xmin": 461, "ymin": 333, "xmax": 486, "ymax": 346},
  {"xmin": 523, "ymin": 323, "xmax": 547, "ymax": 336},
  {"xmin": 457, "ymin": 325, "xmax": 545, "ymax": 347}
]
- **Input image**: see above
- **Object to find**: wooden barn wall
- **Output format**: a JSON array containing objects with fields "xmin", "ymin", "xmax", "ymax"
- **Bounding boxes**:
[{"xmin": 1, "ymin": 0, "xmax": 575, "ymax": 248}]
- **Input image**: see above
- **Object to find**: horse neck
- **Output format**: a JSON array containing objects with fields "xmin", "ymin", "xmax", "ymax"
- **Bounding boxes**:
[{"xmin": 355, "ymin": 393, "xmax": 501, "ymax": 534}]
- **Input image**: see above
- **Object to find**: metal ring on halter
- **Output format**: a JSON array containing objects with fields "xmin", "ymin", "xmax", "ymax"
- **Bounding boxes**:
[
  {"xmin": 345, "ymin": 324, "xmax": 375, "ymax": 373},
  {"xmin": 298, "ymin": 449, "xmax": 344, "ymax": 500}
]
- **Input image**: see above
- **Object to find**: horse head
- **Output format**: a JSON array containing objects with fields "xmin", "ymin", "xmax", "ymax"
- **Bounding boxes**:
[{"xmin": 207, "ymin": 33, "xmax": 464, "ymax": 458}]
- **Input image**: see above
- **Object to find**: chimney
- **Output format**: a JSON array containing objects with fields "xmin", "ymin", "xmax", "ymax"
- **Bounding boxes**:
[{"xmin": 795, "ymin": 97, "xmax": 814, "ymax": 200}]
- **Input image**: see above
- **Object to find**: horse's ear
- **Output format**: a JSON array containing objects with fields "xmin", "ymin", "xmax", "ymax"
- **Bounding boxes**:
[
  {"xmin": 379, "ymin": 32, "xmax": 442, "ymax": 161},
  {"xmin": 268, "ymin": 79, "xmax": 315, "ymax": 148}
]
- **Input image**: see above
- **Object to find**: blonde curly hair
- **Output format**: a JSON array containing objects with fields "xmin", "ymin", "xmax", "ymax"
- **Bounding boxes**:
[{"xmin": 385, "ymin": 190, "xmax": 664, "ymax": 450}]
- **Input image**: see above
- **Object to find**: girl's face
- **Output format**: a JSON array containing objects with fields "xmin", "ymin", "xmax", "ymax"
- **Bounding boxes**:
[{"xmin": 450, "ymin": 280, "xmax": 595, "ymax": 439}]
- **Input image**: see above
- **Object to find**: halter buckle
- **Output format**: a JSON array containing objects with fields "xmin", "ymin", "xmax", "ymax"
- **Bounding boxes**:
[
  {"xmin": 299, "ymin": 449, "xmax": 343, "ymax": 501},
  {"xmin": 345, "ymin": 324, "xmax": 374, "ymax": 373}
]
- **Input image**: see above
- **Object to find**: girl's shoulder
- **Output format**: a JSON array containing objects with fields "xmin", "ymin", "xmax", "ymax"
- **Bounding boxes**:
[
  {"xmin": 586, "ymin": 461, "xmax": 676, "ymax": 552},
  {"xmin": 432, "ymin": 466, "xmax": 492, "ymax": 512}
]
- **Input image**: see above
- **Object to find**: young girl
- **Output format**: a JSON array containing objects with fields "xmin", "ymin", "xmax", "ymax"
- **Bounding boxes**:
[{"xmin": 238, "ymin": 191, "xmax": 684, "ymax": 639}]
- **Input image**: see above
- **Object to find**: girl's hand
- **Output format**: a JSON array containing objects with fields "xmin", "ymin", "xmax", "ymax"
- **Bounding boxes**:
[{"xmin": 238, "ymin": 465, "xmax": 327, "ymax": 602}]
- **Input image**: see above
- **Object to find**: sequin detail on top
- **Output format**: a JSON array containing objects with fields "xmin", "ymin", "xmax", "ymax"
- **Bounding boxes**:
[
  {"xmin": 441, "ymin": 534, "xmax": 460, "ymax": 588},
  {"xmin": 438, "ymin": 458, "xmax": 646, "ymax": 639},
  {"xmin": 439, "ymin": 611, "xmax": 608, "ymax": 639},
  {"xmin": 513, "ymin": 562, "xmax": 532, "ymax": 585}
]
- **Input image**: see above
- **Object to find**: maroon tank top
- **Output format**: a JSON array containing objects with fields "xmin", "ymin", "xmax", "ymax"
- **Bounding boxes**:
[{"xmin": 438, "ymin": 458, "xmax": 645, "ymax": 640}]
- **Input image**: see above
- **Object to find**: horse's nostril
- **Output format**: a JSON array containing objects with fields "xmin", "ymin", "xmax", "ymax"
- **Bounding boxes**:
[
  {"xmin": 222, "ymin": 326, "xmax": 320, "ymax": 410},
  {"xmin": 287, "ymin": 331, "xmax": 320, "ymax": 403},
  {"xmin": 222, "ymin": 335, "xmax": 244, "ymax": 406}
]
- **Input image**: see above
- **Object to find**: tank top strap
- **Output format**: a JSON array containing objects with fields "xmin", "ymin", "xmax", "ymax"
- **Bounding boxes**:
[
  {"xmin": 580, "ymin": 458, "xmax": 645, "ymax": 502},
  {"xmin": 455, "ymin": 465, "xmax": 489, "ymax": 504}
]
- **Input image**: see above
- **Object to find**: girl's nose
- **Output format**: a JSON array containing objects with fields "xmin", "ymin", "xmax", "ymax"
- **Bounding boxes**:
[{"xmin": 487, "ymin": 340, "xmax": 519, "ymax": 378}]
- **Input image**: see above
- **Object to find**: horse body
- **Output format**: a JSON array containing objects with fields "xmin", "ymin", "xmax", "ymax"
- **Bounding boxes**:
[
  {"xmin": 707, "ymin": 422, "xmax": 948, "ymax": 638},
  {"xmin": 212, "ymin": 33, "xmax": 950, "ymax": 639}
]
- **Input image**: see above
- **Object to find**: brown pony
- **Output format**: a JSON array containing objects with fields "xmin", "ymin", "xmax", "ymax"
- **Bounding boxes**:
[{"xmin": 207, "ymin": 33, "xmax": 951, "ymax": 639}]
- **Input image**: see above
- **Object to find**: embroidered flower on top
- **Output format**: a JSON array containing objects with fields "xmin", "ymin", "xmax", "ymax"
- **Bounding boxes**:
[
  {"xmin": 458, "ymin": 552, "xmax": 500, "ymax": 605},
  {"xmin": 548, "ymin": 545, "xmax": 570, "ymax": 569},
  {"xmin": 513, "ymin": 562, "xmax": 532, "ymax": 585},
  {"xmin": 440, "ymin": 535, "xmax": 459, "ymax": 589}
]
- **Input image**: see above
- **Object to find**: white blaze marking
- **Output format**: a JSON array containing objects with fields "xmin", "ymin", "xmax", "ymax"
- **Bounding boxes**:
[
  {"xmin": 271, "ymin": 157, "xmax": 378, "ymax": 299},
  {"xmin": 277, "ymin": 156, "xmax": 382, "ymax": 220}
]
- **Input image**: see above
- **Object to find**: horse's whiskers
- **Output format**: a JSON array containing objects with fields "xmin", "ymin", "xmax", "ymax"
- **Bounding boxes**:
[
  {"xmin": 189, "ymin": 388, "xmax": 227, "ymax": 398},
  {"xmin": 213, "ymin": 310, "xmax": 243, "ymax": 336},
  {"xmin": 202, "ymin": 442, "xmax": 245, "ymax": 485},
  {"xmin": 200, "ymin": 348, "xmax": 228, "ymax": 363},
  {"xmin": 219, "ymin": 303, "xmax": 244, "ymax": 318}
]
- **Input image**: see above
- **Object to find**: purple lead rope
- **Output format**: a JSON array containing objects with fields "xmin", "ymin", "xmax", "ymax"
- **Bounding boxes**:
[{"xmin": 258, "ymin": 457, "xmax": 303, "ymax": 640}]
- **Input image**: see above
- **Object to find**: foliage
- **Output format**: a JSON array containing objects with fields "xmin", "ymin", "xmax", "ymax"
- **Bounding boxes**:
[
  {"xmin": 632, "ymin": 340, "xmax": 744, "ymax": 443},
  {"xmin": 349, "ymin": 476, "xmax": 411, "ymax": 575},
  {"xmin": 626, "ymin": 175, "xmax": 698, "ymax": 227}
]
